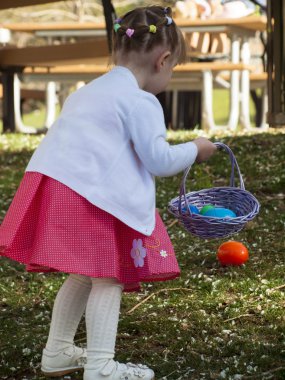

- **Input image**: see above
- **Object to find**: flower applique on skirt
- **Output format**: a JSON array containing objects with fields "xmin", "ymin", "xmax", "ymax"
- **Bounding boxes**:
[{"xmin": 0, "ymin": 173, "xmax": 180, "ymax": 291}]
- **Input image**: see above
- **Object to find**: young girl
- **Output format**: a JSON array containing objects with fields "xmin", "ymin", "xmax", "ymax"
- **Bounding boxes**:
[{"xmin": 0, "ymin": 6, "xmax": 216, "ymax": 380}]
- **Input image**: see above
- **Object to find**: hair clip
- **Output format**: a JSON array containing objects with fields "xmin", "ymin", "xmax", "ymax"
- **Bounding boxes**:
[
  {"xmin": 114, "ymin": 23, "xmax": 121, "ymax": 32},
  {"xmin": 114, "ymin": 17, "xmax": 122, "ymax": 23},
  {"xmin": 165, "ymin": 16, "xmax": 173, "ymax": 26},
  {"xmin": 126, "ymin": 28, "xmax": 135, "ymax": 38},
  {"xmin": 149, "ymin": 25, "xmax": 157, "ymax": 33},
  {"xmin": 163, "ymin": 7, "xmax": 168, "ymax": 14}
]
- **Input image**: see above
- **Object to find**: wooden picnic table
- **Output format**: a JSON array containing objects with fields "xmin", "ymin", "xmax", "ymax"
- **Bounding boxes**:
[
  {"xmin": 2, "ymin": 15, "xmax": 266, "ymax": 34},
  {"xmin": 0, "ymin": 15, "xmax": 267, "ymax": 132}
]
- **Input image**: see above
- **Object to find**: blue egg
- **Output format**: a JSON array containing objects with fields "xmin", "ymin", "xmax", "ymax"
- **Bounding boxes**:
[
  {"xmin": 182, "ymin": 204, "xmax": 199, "ymax": 214},
  {"xmin": 203, "ymin": 207, "xmax": 237, "ymax": 218}
]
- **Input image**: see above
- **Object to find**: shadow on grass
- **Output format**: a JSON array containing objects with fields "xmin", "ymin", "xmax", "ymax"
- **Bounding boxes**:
[{"xmin": 0, "ymin": 129, "xmax": 284, "ymax": 379}]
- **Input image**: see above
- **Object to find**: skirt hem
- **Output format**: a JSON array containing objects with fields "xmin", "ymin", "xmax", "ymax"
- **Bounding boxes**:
[
  {"xmin": 1, "ymin": 253, "xmax": 180, "ymax": 292},
  {"xmin": 0, "ymin": 173, "xmax": 181, "ymax": 293}
]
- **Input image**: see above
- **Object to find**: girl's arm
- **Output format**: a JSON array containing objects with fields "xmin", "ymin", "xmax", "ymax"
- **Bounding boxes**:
[{"xmin": 127, "ymin": 95, "xmax": 215, "ymax": 176}]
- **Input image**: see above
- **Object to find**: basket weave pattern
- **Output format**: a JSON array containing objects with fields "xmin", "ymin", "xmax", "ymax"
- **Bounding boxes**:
[{"xmin": 168, "ymin": 142, "xmax": 260, "ymax": 239}]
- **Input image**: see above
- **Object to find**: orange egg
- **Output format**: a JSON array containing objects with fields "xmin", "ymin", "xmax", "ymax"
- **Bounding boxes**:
[{"xmin": 217, "ymin": 241, "xmax": 249, "ymax": 266}]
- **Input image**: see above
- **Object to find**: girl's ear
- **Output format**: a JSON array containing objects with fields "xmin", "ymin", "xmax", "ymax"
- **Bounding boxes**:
[{"xmin": 155, "ymin": 50, "xmax": 171, "ymax": 72}]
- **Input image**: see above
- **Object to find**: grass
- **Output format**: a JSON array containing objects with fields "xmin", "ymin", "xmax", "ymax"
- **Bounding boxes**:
[{"xmin": 0, "ymin": 107, "xmax": 285, "ymax": 380}]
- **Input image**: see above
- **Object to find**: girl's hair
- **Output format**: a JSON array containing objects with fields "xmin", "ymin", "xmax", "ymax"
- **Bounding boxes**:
[{"xmin": 112, "ymin": 6, "xmax": 186, "ymax": 64}]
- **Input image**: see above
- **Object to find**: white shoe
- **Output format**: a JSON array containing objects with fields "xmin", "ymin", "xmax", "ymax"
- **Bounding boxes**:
[
  {"xmin": 84, "ymin": 360, "xmax": 155, "ymax": 380},
  {"xmin": 41, "ymin": 345, "xmax": 87, "ymax": 377}
]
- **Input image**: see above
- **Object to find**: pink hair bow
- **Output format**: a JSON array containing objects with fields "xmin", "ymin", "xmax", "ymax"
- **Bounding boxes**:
[{"xmin": 126, "ymin": 28, "xmax": 135, "ymax": 38}]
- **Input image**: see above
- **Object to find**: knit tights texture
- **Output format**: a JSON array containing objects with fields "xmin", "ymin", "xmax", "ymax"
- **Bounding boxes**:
[{"xmin": 45, "ymin": 274, "xmax": 123, "ymax": 367}]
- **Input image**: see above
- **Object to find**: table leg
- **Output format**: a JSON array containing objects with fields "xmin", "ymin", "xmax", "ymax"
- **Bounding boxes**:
[
  {"xmin": 172, "ymin": 90, "xmax": 178, "ymax": 129},
  {"xmin": 202, "ymin": 70, "xmax": 216, "ymax": 130},
  {"xmin": 260, "ymin": 88, "xmax": 268, "ymax": 128},
  {"xmin": 14, "ymin": 74, "xmax": 55, "ymax": 133},
  {"xmin": 44, "ymin": 81, "xmax": 57, "ymax": 128},
  {"xmin": 2, "ymin": 70, "xmax": 15, "ymax": 132},
  {"xmin": 240, "ymin": 37, "xmax": 251, "ymax": 129},
  {"xmin": 228, "ymin": 35, "xmax": 240, "ymax": 131}
]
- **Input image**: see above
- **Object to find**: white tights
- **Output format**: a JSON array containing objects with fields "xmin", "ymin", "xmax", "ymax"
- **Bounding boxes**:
[{"xmin": 45, "ymin": 274, "xmax": 123, "ymax": 367}]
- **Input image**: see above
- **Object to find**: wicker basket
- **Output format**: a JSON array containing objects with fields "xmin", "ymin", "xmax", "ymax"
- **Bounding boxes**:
[{"xmin": 168, "ymin": 142, "xmax": 260, "ymax": 239}]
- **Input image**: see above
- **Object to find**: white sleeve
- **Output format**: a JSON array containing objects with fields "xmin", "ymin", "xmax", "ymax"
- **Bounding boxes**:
[{"xmin": 126, "ymin": 95, "xmax": 198, "ymax": 177}]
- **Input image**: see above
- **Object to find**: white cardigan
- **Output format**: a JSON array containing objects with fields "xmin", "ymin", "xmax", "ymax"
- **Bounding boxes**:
[{"xmin": 27, "ymin": 66, "xmax": 198, "ymax": 236}]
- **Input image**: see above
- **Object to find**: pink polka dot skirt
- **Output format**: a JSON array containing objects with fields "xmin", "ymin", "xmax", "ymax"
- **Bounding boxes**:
[{"xmin": 0, "ymin": 173, "xmax": 180, "ymax": 291}]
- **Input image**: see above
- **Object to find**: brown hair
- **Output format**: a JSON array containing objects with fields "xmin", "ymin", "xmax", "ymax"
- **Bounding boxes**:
[{"xmin": 112, "ymin": 6, "xmax": 186, "ymax": 64}]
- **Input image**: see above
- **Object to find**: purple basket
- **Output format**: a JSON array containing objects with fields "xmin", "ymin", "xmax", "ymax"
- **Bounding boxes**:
[{"xmin": 168, "ymin": 142, "xmax": 260, "ymax": 239}]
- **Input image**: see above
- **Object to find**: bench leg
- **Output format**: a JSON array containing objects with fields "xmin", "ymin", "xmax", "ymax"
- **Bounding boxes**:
[
  {"xmin": 250, "ymin": 87, "xmax": 268, "ymax": 128},
  {"xmin": 172, "ymin": 90, "xmax": 178, "ymax": 129},
  {"xmin": 14, "ymin": 74, "xmax": 56, "ymax": 133},
  {"xmin": 240, "ymin": 38, "xmax": 251, "ymax": 129},
  {"xmin": 202, "ymin": 68, "xmax": 241, "ymax": 131},
  {"xmin": 202, "ymin": 70, "xmax": 216, "ymax": 130},
  {"xmin": 201, "ymin": 35, "xmax": 241, "ymax": 131},
  {"xmin": 228, "ymin": 35, "xmax": 240, "ymax": 130},
  {"xmin": 44, "ymin": 81, "xmax": 57, "ymax": 128},
  {"xmin": 259, "ymin": 87, "xmax": 268, "ymax": 128},
  {"xmin": 2, "ymin": 71, "xmax": 16, "ymax": 132}
]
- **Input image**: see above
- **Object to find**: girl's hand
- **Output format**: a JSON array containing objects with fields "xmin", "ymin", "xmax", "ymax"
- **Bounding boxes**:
[{"xmin": 193, "ymin": 137, "xmax": 217, "ymax": 163}]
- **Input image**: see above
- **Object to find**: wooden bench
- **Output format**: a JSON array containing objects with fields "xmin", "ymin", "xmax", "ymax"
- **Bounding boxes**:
[
  {"xmin": 171, "ymin": 62, "xmax": 255, "ymax": 130},
  {"xmin": 221, "ymin": 71, "xmax": 267, "ymax": 88},
  {"xmin": 1, "ymin": 15, "xmax": 267, "ymax": 132},
  {"xmin": 12, "ymin": 61, "xmax": 255, "ymax": 132},
  {"xmin": 219, "ymin": 71, "xmax": 268, "ymax": 127},
  {"xmin": 0, "ymin": 41, "xmax": 254, "ymax": 132},
  {"xmin": 0, "ymin": 86, "xmax": 46, "ymax": 101},
  {"xmin": 0, "ymin": 39, "xmax": 109, "ymax": 133},
  {"xmin": 0, "ymin": 38, "xmax": 109, "ymax": 67},
  {"xmin": 21, "ymin": 61, "xmax": 253, "ymax": 131}
]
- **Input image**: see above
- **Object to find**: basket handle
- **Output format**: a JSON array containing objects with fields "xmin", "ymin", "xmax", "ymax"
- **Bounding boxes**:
[
  {"xmin": 214, "ymin": 142, "xmax": 245, "ymax": 189},
  {"xmin": 178, "ymin": 142, "xmax": 245, "ymax": 216}
]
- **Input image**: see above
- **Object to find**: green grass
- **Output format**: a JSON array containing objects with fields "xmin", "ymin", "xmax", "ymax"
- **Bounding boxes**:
[{"xmin": 0, "ymin": 115, "xmax": 285, "ymax": 379}]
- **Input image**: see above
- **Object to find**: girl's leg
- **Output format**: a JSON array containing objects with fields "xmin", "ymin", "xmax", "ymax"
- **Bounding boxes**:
[
  {"xmin": 84, "ymin": 278, "xmax": 154, "ymax": 380},
  {"xmin": 41, "ymin": 274, "xmax": 91, "ymax": 376}
]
